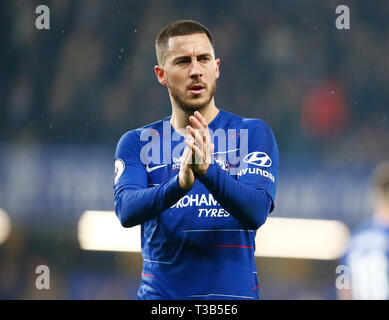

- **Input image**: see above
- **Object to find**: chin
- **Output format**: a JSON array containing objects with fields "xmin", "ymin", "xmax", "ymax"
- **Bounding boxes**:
[
  {"xmin": 178, "ymin": 95, "xmax": 213, "ymax": 112},
  {"xmin": 179, "ymin": 101, "xmax": 208, "ymax": 112},
  {"xmin": 170, "ymin": 81, "xmax": 217, "ymax": 112}
]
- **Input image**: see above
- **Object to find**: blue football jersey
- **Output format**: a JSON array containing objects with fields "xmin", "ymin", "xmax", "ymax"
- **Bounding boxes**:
[
  {"xmin": 341, "ymin": 220, "xmax": 389, "ymax": 299},
  {"xmin": 114, "ymin": 108, "xmax": 279, "ymax": 300}
]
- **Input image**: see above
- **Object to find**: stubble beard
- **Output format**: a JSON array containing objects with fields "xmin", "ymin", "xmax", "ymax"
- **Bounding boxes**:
[{"xmin": 169, "ymin": 80, "xmax": 217, "ymax": 113}]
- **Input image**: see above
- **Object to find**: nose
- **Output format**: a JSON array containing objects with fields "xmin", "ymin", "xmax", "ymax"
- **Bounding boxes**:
[{"xmin": 189, "ymin": 60, "xmax": 202, "ymax": 78}]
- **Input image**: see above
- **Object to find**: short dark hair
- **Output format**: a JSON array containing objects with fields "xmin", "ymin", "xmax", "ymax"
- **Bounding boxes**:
[
  {"xmin": 372, "ymin": 161, "xmax": 389, "ymax": 204},
  {"xmin": 155, "ymin": 20, "xmax": 214, "ymax": 66}
]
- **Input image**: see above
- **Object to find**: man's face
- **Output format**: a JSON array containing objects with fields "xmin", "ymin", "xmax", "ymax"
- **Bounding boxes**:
[{"xmin": 156, "ymin": 33, "xmax": 220, "ymax": 112}]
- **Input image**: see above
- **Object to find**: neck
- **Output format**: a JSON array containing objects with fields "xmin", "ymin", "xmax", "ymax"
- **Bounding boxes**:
[{"xmin": 170, "ymin": 99, "xmax": 220, "ymax": 134}]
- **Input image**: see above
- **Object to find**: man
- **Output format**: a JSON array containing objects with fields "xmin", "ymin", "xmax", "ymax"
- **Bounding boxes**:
[
  {"xmin": 114, "ymin": 20, "xmax": 278, "ymax": 300},
  {"xmin": 338, "ymin": 162, "xmax": 389, "ymax": 300}
]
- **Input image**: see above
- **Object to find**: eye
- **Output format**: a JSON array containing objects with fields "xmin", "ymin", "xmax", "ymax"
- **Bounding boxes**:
[{"xmin": 176, "ymin": 58, "xmax": 190, "ymax": 65}]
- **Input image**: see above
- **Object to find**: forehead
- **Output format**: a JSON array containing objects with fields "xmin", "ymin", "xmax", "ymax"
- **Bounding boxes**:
[{"xmin": 166, "ymin": 33, "xmax": 214, "ymax": 60}]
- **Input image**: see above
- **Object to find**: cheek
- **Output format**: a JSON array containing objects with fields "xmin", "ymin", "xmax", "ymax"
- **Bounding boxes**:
[
  {"xmin": 168, "ymin": 72, "xmax": 186, "ymax": 89},
  {"xmin": 206, "ymin": 66, "xmax": 218, "ymax": 80}
]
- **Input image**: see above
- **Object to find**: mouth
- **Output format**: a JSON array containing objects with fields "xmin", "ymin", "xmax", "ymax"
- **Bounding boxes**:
[{"xmin": 188, "ymin": 83, "xmax": 205, "ymax": 95}]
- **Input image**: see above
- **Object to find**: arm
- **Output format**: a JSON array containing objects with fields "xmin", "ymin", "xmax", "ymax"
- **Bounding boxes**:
[
  {"xmin": 185, "ymin": 112, "xmax": 279, "ymax": 229},
  {"xmin": 113, "ymin": 130, "xmax": 192, "ymax": 228},
  {"xmin": 115, "ymin": 175, "xmax": 187, "ymax": 228},
  {"xmin": 198, "ymin": 163, "xmax": 273, "ymax": 229}
]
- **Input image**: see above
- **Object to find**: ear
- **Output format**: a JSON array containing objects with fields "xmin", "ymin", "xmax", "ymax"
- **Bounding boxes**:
[
  {"xmin": 155, "ymin": 65, "xmax": 167, "ymax": 86},
  {"xmin": 215, "ymin": 58, "xmax": 220, "ymax": 80}
]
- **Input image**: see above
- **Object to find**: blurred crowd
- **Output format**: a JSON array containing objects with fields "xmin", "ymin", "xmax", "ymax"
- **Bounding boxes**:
[{"xmin": 1, "ymin": 0, "xmax": 389, "ymax": 165}]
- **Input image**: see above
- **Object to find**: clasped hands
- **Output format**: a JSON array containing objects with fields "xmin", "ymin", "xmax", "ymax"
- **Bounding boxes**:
[{"xmin": 178, "ymin": 111, "xmax": 215, "ymax": 190}]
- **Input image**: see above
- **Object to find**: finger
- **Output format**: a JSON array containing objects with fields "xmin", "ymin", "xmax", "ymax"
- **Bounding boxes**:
[
  {"xmin": 203, "ymin": 134, "xmax": 207, "ymax": 158},
  {"xmin": 207, "ymin": 142, "xmax": 215, "ymax": 164},
  {"xmin": 192, "ymin": 112, "xmax": 211, "ymax": 148},
  {"xmin": 203, "ymin": 134, "xmax": 213, "ymax": 164},
  {"xmin": 181, "ymin": 145, "xmax": 189, "ymax": 164},
  {"xmin": 194, "ymin": 111, "xmax": 209, "ymax": 130},
  {"xmin": 205, "ymin": 133, "xmax": 213, "ymax": 153},
  {"xmin": 182, "ymin": 146, "xmax": 192, "ymax": 166},
  {"xmin": 183, "ymin": 141, "xmax": 194, "ymax": 165},
  {"xmin": 204, "ymin": 125, "xmax": 212, "ymax": 145},
  {"xmin": 185, "ymin": 139, "xmax": 204, "ymax": 164},
  {"xmin": 186, "ymin": 138, "xmax": 203, "ymax": 155},
  {"xmin": 185, "ymin": 125, "xmax": 196, "ymax": 140},
  {"xmin": 189, "ymin": 115, "xmax": 204, "ymax": 130},
  {"xmin": 186, "ymin": 125, "xmax": 204, "ymax": 150}
]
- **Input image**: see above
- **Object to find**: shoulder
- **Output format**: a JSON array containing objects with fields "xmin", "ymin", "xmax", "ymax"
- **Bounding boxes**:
[
  {"xmin": 220, "ymin": 109, "xmax": 274, "ymax": 135},
  {"xmin": 116, "ymin": 117, "xmax": 169, "ymax": 146},
  {"xmin": 347, "ymin": 220, "xmax": 389, "ymax": 253},
  {"xmin": 115, "ymin": 117, "xmax": 169, "ymax": 158}
]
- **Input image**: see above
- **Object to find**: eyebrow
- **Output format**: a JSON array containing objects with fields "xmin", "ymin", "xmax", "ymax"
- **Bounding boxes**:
[
  {"xmin": 172, "ymin": 53, "xmax": 213, "ymax": 64},
  {"xmin": 197, "ymin": 53, "xmax": 212, "ymax": 59}
]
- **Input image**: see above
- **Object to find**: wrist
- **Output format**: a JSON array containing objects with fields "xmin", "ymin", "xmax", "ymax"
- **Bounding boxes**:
[
  {"xmin": 198, "ymin": 163, "xmax": 218, "ymax": 182},
  {"xmin": 194, "ymin": 165, "xmax": 209, "ymax": 178},
  {"xmin": 178, "ymin": 173, "xmax": 194, "ymax": 190}
]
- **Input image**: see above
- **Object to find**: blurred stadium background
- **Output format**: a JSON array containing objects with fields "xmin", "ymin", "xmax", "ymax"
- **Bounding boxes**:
[{"xmin": 1, "ymin": 0, "xmax": 388, "ymax": 299}]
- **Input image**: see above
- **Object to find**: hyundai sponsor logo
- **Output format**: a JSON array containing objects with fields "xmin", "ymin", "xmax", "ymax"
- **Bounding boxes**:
[{"xmin": 243, "ymin": 152, "xmax": 272, "ymax": 167}]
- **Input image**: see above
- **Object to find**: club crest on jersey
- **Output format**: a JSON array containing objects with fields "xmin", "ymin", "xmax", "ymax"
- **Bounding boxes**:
[{"xmin": 214, "ymin": 155, "xmax": 230, "ymax": 173}]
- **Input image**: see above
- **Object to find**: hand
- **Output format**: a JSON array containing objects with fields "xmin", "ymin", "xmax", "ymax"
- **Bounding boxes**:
[
  {"xmin": 185, "ymin": 111, "xmax": 215, "ymax": 177},
  {"xmin": 178, "ymin": 145, "xmax": 195, "ymax": 190}
]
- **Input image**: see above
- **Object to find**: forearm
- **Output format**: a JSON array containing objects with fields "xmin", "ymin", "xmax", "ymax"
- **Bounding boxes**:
[
  {"xmin": 198, "ymin": 163, "xmax": 272, "ymax": 229},
  {"xmin": 114, "ymin": 175, "xmax": 188, "ymax": 227}
]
